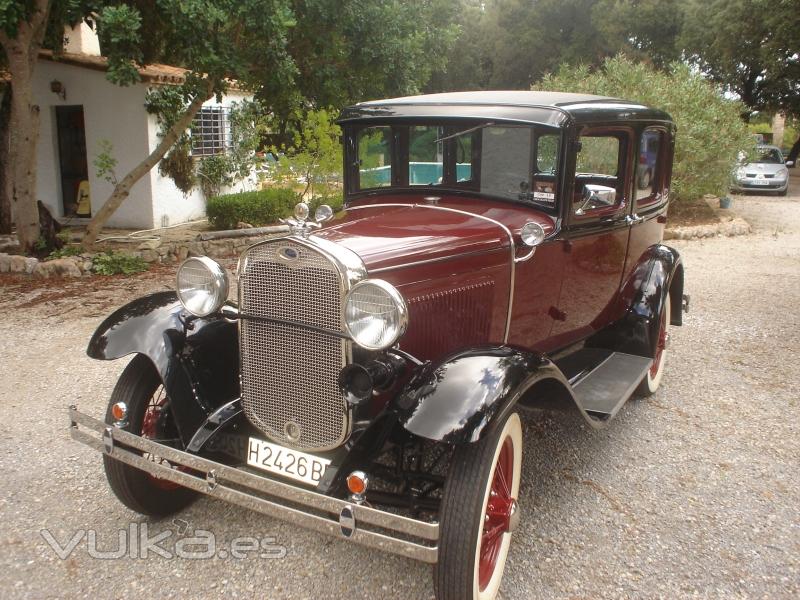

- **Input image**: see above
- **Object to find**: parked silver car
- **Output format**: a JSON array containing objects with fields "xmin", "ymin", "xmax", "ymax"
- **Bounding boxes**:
[{"xmin": 733, "ymin": 145, "xmax": 792, "ymax": 196}]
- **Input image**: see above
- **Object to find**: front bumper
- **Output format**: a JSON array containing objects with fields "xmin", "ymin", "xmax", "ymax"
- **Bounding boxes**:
[
  {"xmin": 68, "ymin": 406, "xmax": 438, "ymax": 563},
  {"xmin": 732, "ymin": 179, "xmax": 788, "ymax": 193}
]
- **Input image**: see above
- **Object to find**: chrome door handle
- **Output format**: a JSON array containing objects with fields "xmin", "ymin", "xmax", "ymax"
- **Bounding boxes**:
[{"xmin": 626, "ymin": 214, "xmax": 644, "ymax": 225}]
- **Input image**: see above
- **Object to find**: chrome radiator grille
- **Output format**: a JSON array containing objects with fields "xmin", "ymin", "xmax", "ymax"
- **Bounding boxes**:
[{"xmin": 239, "ymin": 239, "xmax": 349, "ymax": 450}]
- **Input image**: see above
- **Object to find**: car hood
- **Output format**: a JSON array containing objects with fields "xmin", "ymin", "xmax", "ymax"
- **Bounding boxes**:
[
  {"xmin": 313, "ymin": 202, "xmax": 513, "ymax": 273},
  {"xmin": 742, "ymin": 162, "xmax": 786, "ymax": 175}
]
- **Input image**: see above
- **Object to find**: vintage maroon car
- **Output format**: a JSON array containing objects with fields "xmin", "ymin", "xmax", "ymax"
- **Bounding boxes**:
[{"xmin": 70, "ymin": 91, "xmax": 687, "ymax": 599}]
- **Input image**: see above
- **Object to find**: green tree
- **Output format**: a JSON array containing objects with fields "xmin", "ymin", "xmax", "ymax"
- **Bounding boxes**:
[
  {"xmin": 265, "ymin": 0, "xmax": 459, "ymax": 142},
  {"xmin": 271, "ymin": 108, "xmax": 342, "ymax": 198},
  {"xmin": 680, "ymin": 0, "xmax": 799, "ymax": 118},
  {"xmin": 426, "ymin": 0, "xmax": 498, "ymax": 92},
  {"xmin": 592, "ymin": 0, "xmax": 684, "ymax": 67},
  {"xmin": 0, "ymin": 0, "xmax": 93, "ymax": 251},
  {"xmin": 680, "ymin": 0, "xmax": 800, "ymax": 159},
  {"xmin": 539, "ymin": 55, "xmax": 753, "ymax": 201},
  {"xmin": 432, "ymin": 0, "xmax": 622, "ymax": 91},
  {"xmin": 82, "ymin": 0, "xmax": 296, "ymax": 246}
]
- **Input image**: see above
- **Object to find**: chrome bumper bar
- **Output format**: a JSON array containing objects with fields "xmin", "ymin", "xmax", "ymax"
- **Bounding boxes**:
[{"xmin": 68, "ymin": 407, "xmax": 439, "ymax": 563}]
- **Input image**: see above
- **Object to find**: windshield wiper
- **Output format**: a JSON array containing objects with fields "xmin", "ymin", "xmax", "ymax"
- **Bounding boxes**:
[{"xmin": 434, "ymin": 122, "xmax": 495, "ymax": 144}]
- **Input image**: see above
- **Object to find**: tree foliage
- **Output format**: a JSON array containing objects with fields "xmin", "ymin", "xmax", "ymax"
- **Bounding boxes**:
[
  {"xmin": 430, "ymin": 0, "xmax": 798, "ymax": 120},
  {"xmin": 431, "ymin": 0, "xmax": 634, "ymax": 91},
  {"xmin": 539, "ymin": 55, "xmax": 753, "ymax": 202},
  {"xmin": 83, "ymin": 0, "xmax": 458, "ymax": 243},
  {"xmin": 680, "ymin": 0, "xmax": 800, "ymax": 118},
  {"xmin": 270, "ymin": 108, "xmax": 342, "ymax": 198},
  {"xmin": 195, "ymin": 99, "xmax": 271, "ymax": 198}
]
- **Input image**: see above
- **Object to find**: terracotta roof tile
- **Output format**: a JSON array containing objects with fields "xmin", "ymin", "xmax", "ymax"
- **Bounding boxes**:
[{"xmin": 38, "ymin": 50, "xmax": 221, "ymax": 86}]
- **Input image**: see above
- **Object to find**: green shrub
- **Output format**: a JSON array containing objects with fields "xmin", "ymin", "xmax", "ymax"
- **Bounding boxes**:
[
  {"xmin": 92, "ymin": 252, "xmax": 149, "ymax": 276},
  {"xmin": 538, "ymin": 55, "xmax": 753, "ymax": 202},
  {"xmin": 308, "ymin": 191, "xmax": 344, "ymax": 215},
  {"xmin": 48, "ymin": 245, "xmax": 83, "ymax": 260},
  {"xmin": 206, "ymin": 188, "xmax": 300, "ymax": 230}
]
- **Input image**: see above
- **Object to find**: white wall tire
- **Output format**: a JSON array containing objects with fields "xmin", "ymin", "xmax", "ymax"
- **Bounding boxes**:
[
  {"xmin": 636, "ymin": 294, "xmax": 670, "ymax": 397},
  {"xmin": 434, "ymin": 412, "xmax": 523, "ymax": 600}
]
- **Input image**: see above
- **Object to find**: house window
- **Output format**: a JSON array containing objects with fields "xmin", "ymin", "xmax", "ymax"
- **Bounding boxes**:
[{"xmin": 191, "ymin": 106, "xmax": 231, "ymax": 156}]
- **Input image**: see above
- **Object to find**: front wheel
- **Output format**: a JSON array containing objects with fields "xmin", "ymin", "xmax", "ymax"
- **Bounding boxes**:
[
  {"xmin": 103, "ymin": 355, "xmax": 197, "ymax": 516},
  {"xmin": 434, "ymin": 412, "xmax": 523, "ymax": 600},
  {"xmin": 636, "ymin": 294, "xmax": 671, "ymax": 397}
]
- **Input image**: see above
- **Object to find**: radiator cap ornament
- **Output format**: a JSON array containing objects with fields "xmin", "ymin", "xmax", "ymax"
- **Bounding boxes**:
[{"xmin": 282, "ymin": 202, "xmax": 334, "ymax": 237}]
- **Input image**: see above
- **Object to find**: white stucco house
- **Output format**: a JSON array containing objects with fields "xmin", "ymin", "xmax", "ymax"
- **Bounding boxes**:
[{"xmin": 32, "ymin": 22, "xmax": 256, "ymax": 230}]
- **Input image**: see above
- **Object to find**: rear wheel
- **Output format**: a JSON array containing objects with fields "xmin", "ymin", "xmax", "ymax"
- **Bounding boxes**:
[
  {"xmin": 103, "ymin": 355, "xmax": 197, "ymax": 516},
  {"xmin": 636, "ymin": 294, "xmax": 671, "ymax": 397},
  {"xmin": 434, "ymin": 412, "xmax": 522, "ymax": 600}
]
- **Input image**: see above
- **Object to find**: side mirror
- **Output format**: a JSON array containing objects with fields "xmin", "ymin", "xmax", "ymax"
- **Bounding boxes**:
[
  {"xmin": 576, "ymin": 184, "xmax": 616, "ymax": 215},
  {"xmin": 786, "ymin": 160, "xmax": 795, "ymax": 168}
]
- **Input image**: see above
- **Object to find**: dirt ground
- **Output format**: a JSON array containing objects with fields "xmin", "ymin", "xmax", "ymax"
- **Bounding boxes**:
[{"xmin": 0, "ymin": 180, "xmax": 798, "ymax": 599}]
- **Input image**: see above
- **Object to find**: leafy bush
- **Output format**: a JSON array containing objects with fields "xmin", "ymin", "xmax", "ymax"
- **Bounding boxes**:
[
  {"xmin": 308, "ymin": 191, "xmax": 344, "ymax": 215},
  {"xmin": 48, "ymin": 246, "xmax": 83, "ymax": 260},
  {"xmin": 270, "ymin": 108, "xmax": 343, "ymax": 197},
  {"xmin": 206, "ymin": 188, "xmax": 300, "ymax": 230},
  {"xmin": 92, "ymin": 252, "xmax": 149, "ymax": 276},
  {"xmin": 538, "ymin": 55, "xmax": 753, "ymax": 202},
  {"xmin": 197, "ymin": 154, "xmax": 235, "ymax": 199}
]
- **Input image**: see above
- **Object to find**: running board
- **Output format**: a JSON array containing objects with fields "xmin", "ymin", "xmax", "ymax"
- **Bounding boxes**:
[{"xmin": 571, "ymin": 352, "xmax": 652, "ymax": 420}]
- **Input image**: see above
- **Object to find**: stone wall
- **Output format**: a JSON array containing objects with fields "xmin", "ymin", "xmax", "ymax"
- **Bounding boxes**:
[{"xmin": 0, "ymin": 232, "xmax": 281, "ymax": 278}]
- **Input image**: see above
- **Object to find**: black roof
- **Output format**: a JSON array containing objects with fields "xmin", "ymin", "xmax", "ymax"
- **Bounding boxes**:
[{"xmin": 339, "ymin": 91, "xmax": 673, "ymax": 127}]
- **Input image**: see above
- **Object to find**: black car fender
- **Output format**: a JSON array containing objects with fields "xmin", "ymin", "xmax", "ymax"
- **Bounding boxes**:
[
  {"xmin": 87, "ymin": 291, "xmax": 239, "ymax": 445},
  {"xmin": 393, "ymin": 346, "xmax": 581, "ymax": 444},
  {"xmin": 589, "ymin": 244, "xmax": 684, "ymax": 358},
  {"xmin": 632, "ymin": 243, "xmax": 684, "ymax": 328}
]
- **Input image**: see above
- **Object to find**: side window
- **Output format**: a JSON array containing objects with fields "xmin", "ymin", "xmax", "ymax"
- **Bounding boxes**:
[
  {"xmin": 636, "ymin": 129, "xmax": 663, "ymax": 204},
  {"xmin": 357, "ymin": 127, "xmax": 392, "ymax": 189},
  {"xmin": 574, "ymin": 134, "xmax": 624, "ymax": 216},
  {"xmin": 409, "ymin": 126, "xmax": 444, "ymax": 185}
]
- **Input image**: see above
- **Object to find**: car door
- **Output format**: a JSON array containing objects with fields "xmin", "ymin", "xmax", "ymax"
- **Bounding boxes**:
[
  {"xmin": 549, "ymin": 127, "xmax": 634, "ymax": 346},
  {"xmin": 624, "ymin": 126, "xmax": 672, "ymax": 278}
]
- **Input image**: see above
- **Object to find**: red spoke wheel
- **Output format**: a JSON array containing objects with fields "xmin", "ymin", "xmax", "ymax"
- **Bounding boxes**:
[
  {"xmin": 636, "ymin": 294, "xmax": 671, "ymax": 397},
  {"xmin": 434, "ymin": 412, "xmax": 523, "ymax": 600},
  {"xmin": 103, "ymin": 355, "xmax": 197, "ymax": 516},
  {"xmin": 139, "ymin": 386, "xmax": 184, "ymax": 491}
]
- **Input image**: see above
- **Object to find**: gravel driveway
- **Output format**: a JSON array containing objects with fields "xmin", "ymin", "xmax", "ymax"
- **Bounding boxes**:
[{"xmin": 1, "ymin": 185, "xmax": 798, "ymax": 599}]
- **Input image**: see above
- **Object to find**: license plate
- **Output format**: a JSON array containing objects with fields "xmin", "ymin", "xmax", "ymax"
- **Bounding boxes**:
[
  {"xmin": 752, "ymin": 179, "xmax": 769, "ymax": 185},
  {"xmin": 247, "ymin": 437, "xmax": 330, "ymax": 486}
]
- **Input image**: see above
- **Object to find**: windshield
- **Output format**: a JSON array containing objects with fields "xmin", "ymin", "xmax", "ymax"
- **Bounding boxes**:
[
  {"xmin": 753, "ymin": 147, "xmax": 783, "ymax": 164},
  {"xmin": 347, "ymin": 122, "xmax": 561, "ymax": 211}
]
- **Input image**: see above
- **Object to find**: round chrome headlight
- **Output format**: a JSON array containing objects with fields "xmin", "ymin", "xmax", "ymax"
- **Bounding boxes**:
[
  {"xmin": 344, "ymin": 279, "xmax": 408, "ymax": 350},
  {"xmin": 176, "ymin": 256, "xmax": 229, "ymax": 317}
]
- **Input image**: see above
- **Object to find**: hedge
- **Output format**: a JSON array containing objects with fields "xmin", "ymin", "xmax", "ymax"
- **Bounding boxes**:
[
  {"xmin": 206, "ymin": 188, "xmax": 345, "ymax": 230},
  {"xmin": 206, "ymin": 188, "xmax": 299, "ymax": 230}
]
